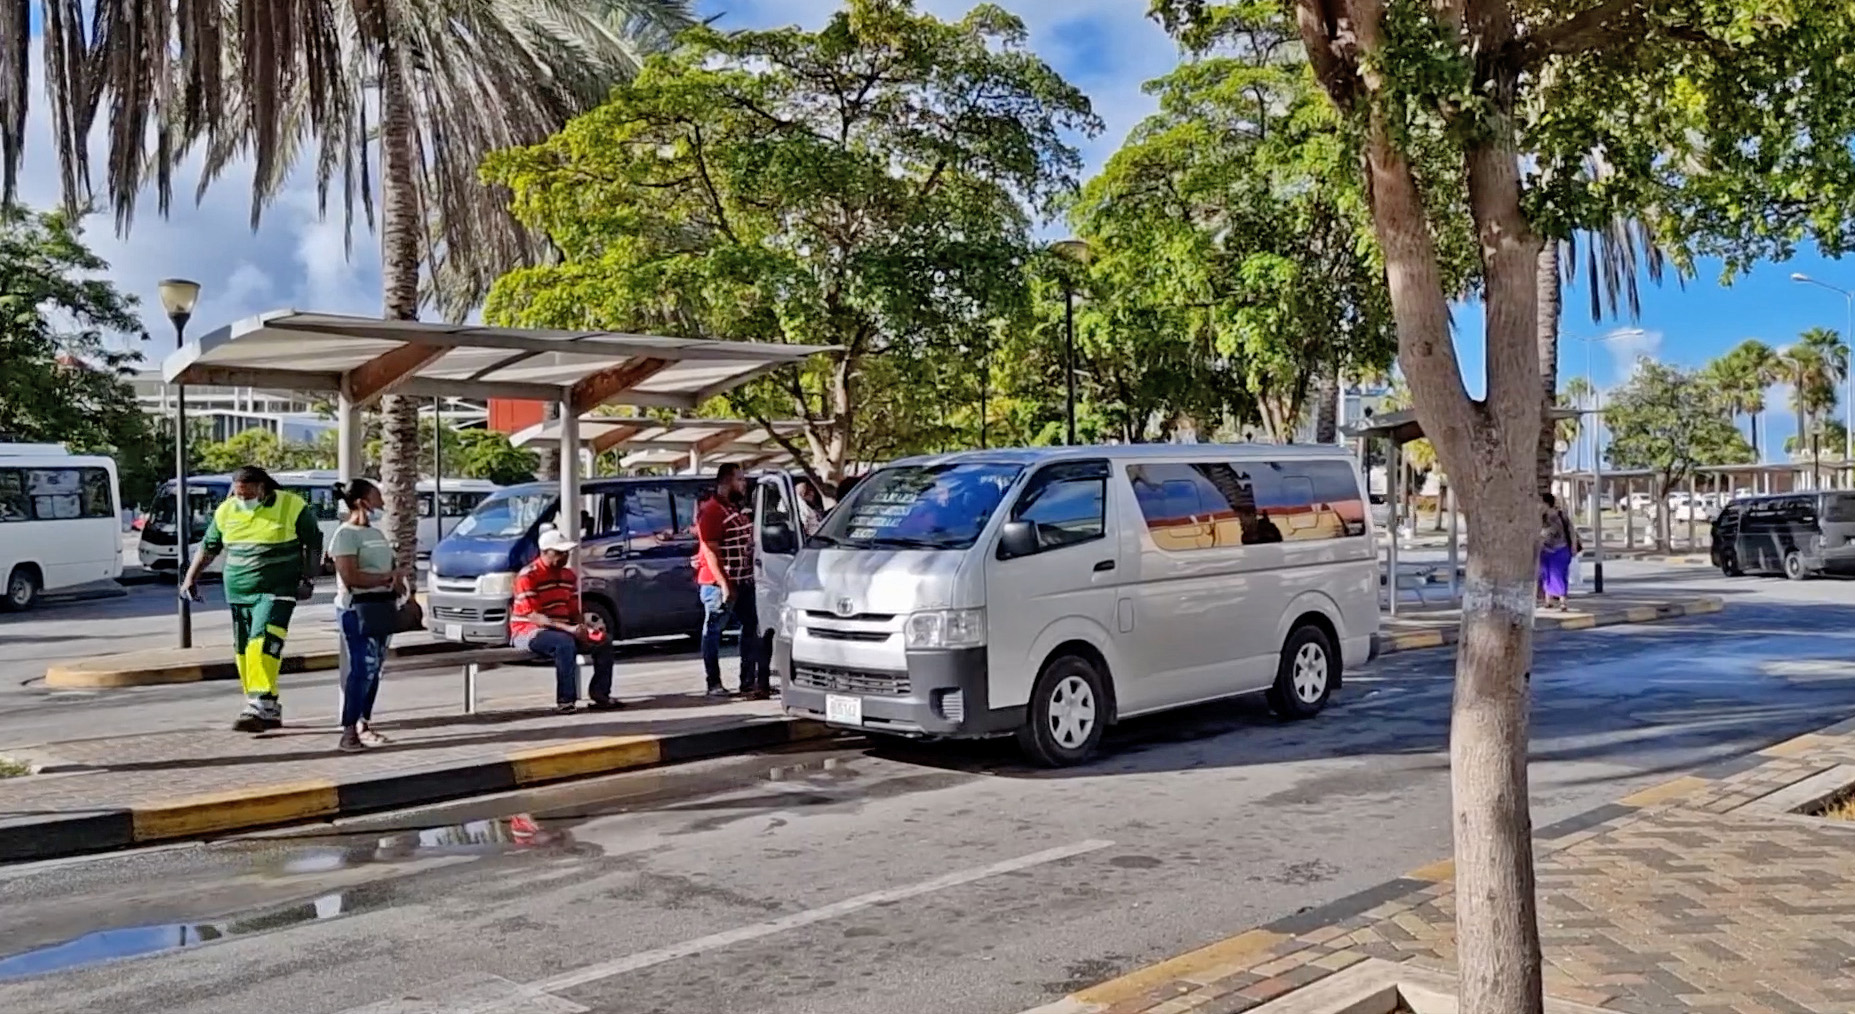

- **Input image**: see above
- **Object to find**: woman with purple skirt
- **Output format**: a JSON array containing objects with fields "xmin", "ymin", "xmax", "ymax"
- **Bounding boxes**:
[{"xmin": 1538, "ymin": 493, "xmax": 1580, "ymax": 610}]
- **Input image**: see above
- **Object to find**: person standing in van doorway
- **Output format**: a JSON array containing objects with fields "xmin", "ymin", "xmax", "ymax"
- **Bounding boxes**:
[
  {"xmin": 178, "ymin": 465, "xmax": 321, "ymax": 732},
  {"xmin": 695, "ymin": 463, "xmax": 764, "ymax": 699}
]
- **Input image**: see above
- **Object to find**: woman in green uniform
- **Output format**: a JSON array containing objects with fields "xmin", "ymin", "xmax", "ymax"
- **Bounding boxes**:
[{"xmin": 179, "ymin": 465, "xmax": 322, "ymax": 731}]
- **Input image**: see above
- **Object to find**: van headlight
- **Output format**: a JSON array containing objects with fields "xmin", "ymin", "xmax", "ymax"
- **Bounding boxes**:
[
  {"xmin": 778, "ymin": 604, "xmax": 798, "ymax": 637},
  {"xmin": 477, "ymin": 571, "xmax": 515, "ymax": 596},
  {"xmin": 905, "ymin": 608, "xmax": 986, "ymax": 649}
]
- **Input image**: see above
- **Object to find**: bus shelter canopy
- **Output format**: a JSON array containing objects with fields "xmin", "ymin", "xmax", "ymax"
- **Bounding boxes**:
[
  {"xmin": 159, "ymin": 310, "xmax": 835, "ymax": 543},
  {"xmin": 509, "ymin": 415, "xmax": 808, "ymax": 462}
]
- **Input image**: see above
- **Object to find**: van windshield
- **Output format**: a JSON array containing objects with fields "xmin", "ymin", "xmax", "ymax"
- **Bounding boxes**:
[
  {"xmin": 1826, "ymin": 493, "xmax": 1855, "ymax": 523},
  {"xmin": 147, "ymin": 485, "xmax": 224, "ymax": 532},
  {"xmin": 814, "ymin": 463, "xmax": 1022, "ymax": 550},
  {"xmin": 450, "ymin": 490, "xmax": 554, "ymax": 539}
]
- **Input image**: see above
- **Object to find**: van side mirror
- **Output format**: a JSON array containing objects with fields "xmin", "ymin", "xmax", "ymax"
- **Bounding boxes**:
[
  {"xmin": 762, "ymin": 520, "xmax": 798, "ymax": 556},
  {"xmin": 997, "ymin": 519, "xmax": 1038, "ymax": 560}
]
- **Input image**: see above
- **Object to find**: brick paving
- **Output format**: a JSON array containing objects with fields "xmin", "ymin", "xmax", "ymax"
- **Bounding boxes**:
[
  {"xmin": 1, "ymin": 660, "xmax": 786, "ymax": 819},
  {"xmin": 1069, "ymin": 717, "xmax": 1855, "ymax": 1014}
]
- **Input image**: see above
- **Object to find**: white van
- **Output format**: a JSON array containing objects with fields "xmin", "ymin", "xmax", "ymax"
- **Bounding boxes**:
[
  {"xmin": 758, "ymin": 445, "xmax": 1379, "ymax": 766},
  {"xmin": 0, "ymin": 444, "xmax": 124, "ymax": 609}
]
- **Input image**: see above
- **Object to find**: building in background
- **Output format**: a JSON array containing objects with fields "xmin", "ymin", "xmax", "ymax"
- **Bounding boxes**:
[{"xmin": 134, "ymin": 372, "xmax": 486, "ymax": 443}]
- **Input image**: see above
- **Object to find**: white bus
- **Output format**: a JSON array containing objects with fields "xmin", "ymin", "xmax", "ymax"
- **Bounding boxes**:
[
  {"xmin": 139, "ymin": 472, "xmax": 497, "ymax": 574},
  {"xmin": 0, "ymin": 444, "xmax": 125, "ymax": 610}
]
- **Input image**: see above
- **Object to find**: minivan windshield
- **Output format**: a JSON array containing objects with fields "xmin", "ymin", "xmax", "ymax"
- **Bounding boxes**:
[
  {"xmin": 450, "ymin": 490, "xmax": 555, "ymax": 540},
  {"xmin": 814, "ymin": 462, "xmax": 1022, "ymax": 550},
  {"xmin": 1825, "ymin": 493, "xmax": 1855, "ymax": 523},
  {"xmin": 148, "ymin": 483, "xmax": 224, "ymax": 533}
]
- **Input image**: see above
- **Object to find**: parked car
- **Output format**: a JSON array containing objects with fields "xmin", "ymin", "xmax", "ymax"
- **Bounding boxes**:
[
  {"xmin": 1712, "ymin": 491, "xmax": 1855, "ymax": 579},
  {"xmin": 1624, "ymin": 492, "xmax": 1655, "ymax": 514},
  {"xmin": 1668, "ymin": 493, "xmax": 1718, "ymax": 523}
]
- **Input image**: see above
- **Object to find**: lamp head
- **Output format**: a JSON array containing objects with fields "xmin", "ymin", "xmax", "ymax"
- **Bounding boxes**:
[{"xmin": 157, "ymin": 279, "xmax": 202, "ymax": 329}]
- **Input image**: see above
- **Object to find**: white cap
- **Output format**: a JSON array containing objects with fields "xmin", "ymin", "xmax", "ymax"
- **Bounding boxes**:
[{"xmin": 538, "ymin": 528, "xmax": 579, "ymax": 553}]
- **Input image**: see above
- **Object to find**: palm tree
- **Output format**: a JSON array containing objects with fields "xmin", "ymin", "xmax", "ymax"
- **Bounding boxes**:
[
  {"xmin": 1703, "ymin": 339, "xmax": 1778, "ymax": 462},
  {"xmin": 6, "ymin": 0, "xmax": 695, "ymax": 565},
  {"xmin": 1782, "ymin": 328, "xmax": 1849, "ymax": 458}
]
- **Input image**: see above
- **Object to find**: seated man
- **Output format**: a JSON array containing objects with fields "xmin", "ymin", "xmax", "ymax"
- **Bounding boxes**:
[{"xmin": 510, "ymin": 529, "xmax": 621, "ymax": 713}]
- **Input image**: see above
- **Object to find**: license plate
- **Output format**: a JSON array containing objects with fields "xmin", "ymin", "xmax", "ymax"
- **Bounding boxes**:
[
  {"xmin": 444, "ymin": 623, "xmax": 462, "ymax": 640},
  {"xmin": 825, "ymin": 694, "xmax": 863, "ymax": 726}
]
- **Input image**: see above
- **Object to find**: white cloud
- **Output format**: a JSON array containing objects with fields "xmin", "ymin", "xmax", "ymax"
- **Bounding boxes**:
[{"xmin": 14, "ymin": 1, "xmax": 1174, "ymax": 348}]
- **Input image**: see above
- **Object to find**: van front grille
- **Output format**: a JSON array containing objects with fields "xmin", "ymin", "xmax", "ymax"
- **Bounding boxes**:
[
  {"xmin": 792, "ymin": 664, "xmax": 910, "ymax": 696},
  {"xmin": 431, "ymin": 605, "xmax": 507, "ymax": 624},
  {"xmin": 806, "ymin": 627, "xmax": 891, "ymax": 643},
  {"xmin": 805, "ymin": 610, "xmax": 895, "ymax": 623}
]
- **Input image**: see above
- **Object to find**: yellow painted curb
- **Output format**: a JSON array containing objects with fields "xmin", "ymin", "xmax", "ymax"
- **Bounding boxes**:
[
  {"xmin": 1556, "ymin": 614, "xmax": 1597, "ymax": 630},
  {"xmin": 1685, "ymin": 598, "xmax": 1724, "ymax": 615},
  {"xmin": 1071, "ymin": 928, "xmax": 1287, "ymax": 1006},
  {"xmin": 1618, "ymin": 775, "xmax": 1711, "ymax": 808},
  {"xmin": 1761, "ymin": 733, "xmax": 1830, "ymax": 759},
  {"xmin": 1623, "ymin": 606, "xmax": 1660, "ymax": 623},
  {"xmin": 1405, "ymin": 857, "xmax": 1454, "ymax": 883},
  {"xmin": 133, "ymin": 780, "xmax": 341, "ymax": 842},
  {"xmin": 508, "ymin": 736, "xmax": 663, "ymax": 785},
  {"xmin": 45, "ymin": 663, "xmax": 208, "ymax": 689}
]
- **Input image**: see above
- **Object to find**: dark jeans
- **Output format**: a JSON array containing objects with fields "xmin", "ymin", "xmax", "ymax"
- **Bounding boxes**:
[
  {"xmin": 700, "ymin": 582, "xmax": 766, "ymax": 691},
  {"xmin": 337, "ymin": 601, "xmax": 393, "ymax": 728},
  {"xmin": 516, "ymin": 629, "xmax": 615, "ymax": 704}
]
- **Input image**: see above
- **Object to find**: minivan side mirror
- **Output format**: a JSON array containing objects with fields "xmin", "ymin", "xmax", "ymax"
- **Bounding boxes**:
[
  {"xmin": 997, "ymin": 519, "xmax": 1039, "ymax": 560},
  {"xmin": 762, "ymin": 520, "xmax": 798, "ymax": 556}
]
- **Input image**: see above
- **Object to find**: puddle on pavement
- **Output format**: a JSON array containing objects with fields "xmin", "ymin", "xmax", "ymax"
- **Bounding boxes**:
[{"xmin": 0, "ymin": 815, "xmax": 578, "ymax": 982}]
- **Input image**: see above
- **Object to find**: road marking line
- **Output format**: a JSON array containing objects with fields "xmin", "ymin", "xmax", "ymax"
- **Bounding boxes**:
[{"xmin": 531, "ymin": 839, "xmax": 1114, "ymax": 994}]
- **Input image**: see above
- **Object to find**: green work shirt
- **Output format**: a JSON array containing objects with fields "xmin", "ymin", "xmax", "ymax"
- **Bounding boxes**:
[
  {"xmin": 328, "ymin": 522, "xmax": 395, "ymax": 608},
  {"xmin": 201, "ymin": 490, "xmax": 322, "ymax": 605}
]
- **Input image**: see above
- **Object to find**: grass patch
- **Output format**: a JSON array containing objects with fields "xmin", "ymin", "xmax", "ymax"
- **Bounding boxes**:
[
  {"xmin": 1820, "ymin": 789, "xmax": 1855, "ymax": 822},
  {"xmin": 0, "ymin": 756, "xmax": 31, "ymax": 778}
]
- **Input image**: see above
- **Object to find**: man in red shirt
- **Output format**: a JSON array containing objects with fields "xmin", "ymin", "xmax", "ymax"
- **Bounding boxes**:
[
  {"xmin": 511, "ymin": 529, "xmax": 620, "ymax": 712},
  {"xmin": 696, "ymin": 464, "xmax": 765, "ymax": 698}
]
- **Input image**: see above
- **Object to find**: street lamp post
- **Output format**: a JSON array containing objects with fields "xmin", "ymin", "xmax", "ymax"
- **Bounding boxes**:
[
  {"xmin": 1050, "ymin": 239, "xmax": 1091, "ymax": 447},
  {"xmin": 157, "ymin": 279, "xmax": 203, "ymax": 649},
  {"xmin": 1792, "ymin": 273, "xmax": 1855, "ymax": 474},
  {"xmin": 1581, "ymin": 327, "xmax": 1646, "ymax": 595}
]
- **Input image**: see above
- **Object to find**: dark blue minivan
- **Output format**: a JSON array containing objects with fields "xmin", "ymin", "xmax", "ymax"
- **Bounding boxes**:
[{"xmin": 427, "ymin": 476, "xmax": 711, "ymax": 645}]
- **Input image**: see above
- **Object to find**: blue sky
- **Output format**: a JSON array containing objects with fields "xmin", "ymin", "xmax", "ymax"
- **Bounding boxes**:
[{"xmin": 17, "ymin": 0, "xmax": 1852, "ymax": 460}]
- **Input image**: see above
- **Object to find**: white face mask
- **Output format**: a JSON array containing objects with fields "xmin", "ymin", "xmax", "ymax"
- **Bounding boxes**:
[
  {"xmin": 366, "ymin": 507, "xmax": 385, "ymax": 523},
  {"xmin": 234, "ymin": 497, "xmax": 261, "ymax": 512}
]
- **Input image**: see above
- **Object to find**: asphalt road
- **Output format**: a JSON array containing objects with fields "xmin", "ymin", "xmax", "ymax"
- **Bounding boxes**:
[{"xmin": 3, "ymin": 565, "xmax": 1853, "ymax": 1014}]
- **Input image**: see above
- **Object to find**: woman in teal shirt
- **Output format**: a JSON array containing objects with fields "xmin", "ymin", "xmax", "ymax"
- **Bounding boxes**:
[{"xmin": 329, "ymin": 479, "xmax": 406, "ymax": 752}]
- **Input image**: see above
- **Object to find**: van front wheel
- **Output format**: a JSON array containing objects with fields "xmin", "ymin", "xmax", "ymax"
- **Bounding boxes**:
[
  {"xmin": 1267, "ymin": 625, "xmax": 1335, "ymax": 720},
  {"xmin": 1784, "ymin": 549, "xmax": 1811, "ymax": 581},
  {"xmin": 1017, "ymin": 654, "xmax": 1108, "ymax": 767}
]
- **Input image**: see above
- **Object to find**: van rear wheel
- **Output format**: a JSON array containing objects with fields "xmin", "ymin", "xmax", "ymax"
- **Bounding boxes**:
[
  {"xmin": 1267, "ymin": 625, "xmax": 1334, "ymax": 720},
  {"xmin": 3, "ymin": 567, "xmax": 38, "ymax": 611},
  {"xmin": 1784, "ymin": 549, "xmax": 1811, "ymax": 581},
  {"xmin": 1017, "ymin": 654, "xmax": 1108, "ymax": 767}
]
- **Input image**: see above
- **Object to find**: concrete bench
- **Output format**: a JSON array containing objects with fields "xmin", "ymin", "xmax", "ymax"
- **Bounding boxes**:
[{"xmin": 386, "ymin": 645, "xmax": 584, "ymax": 714}]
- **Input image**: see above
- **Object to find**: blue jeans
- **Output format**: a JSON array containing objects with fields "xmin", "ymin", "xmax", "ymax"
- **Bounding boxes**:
[
  {"xmin": 700, "ymin": 582, "xmax": 764, "ymax": 691},
  {"xmin": 337, "ymin": 602, "xmax": 393, "ymax": 728},
  {"xmin": 516, "ymin": 629, "xmax": 615, "ymax": 704}
]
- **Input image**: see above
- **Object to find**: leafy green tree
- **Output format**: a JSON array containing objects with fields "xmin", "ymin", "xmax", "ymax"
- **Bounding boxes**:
[
  {"xmin": 0, "ymin": 205, "xmax": 158, "ymax": 498},
  {"xmin": 1151, "ymin": 2, "xmax": 1855, "ymax": 1009},
  {"xmin": 1784, "ymin": 419, "xmax": 1848, "ymax": 458},
  {"xmin": 1606, "ymin": 360, "xmax": 1753, "ymax": 548},
  {"xmin": 1071, "ymin": 37, "xmax": 1397, "ymax": 442},
  {"xmin": 7, "ymin": 0, "xmax": 694, "ymax": 570},
  {"xmin": 484, "ymin": 0, "xmax": 1099, "ymax": 482},
  {"xmin": 456, "ymin": 430, "xmax": 540, "ymax": 486}
]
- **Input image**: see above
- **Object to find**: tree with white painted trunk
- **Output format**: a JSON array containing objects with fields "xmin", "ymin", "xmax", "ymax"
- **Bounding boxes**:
[{"xmin": 1151, "ymin": 2, "xmax": 1855, "ymax": 1012}]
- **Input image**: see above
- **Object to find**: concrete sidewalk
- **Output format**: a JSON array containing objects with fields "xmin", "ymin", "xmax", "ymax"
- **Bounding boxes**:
[
  {"xmin": 1024, "ymin": 716, "xmax": 1855, "ymax": 1014},
  {"xmin": 0, "ymin": 661, "xmax": 823, "ymax": 863}
]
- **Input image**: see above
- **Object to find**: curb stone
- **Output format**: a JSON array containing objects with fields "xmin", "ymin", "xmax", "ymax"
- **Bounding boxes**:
[
  {"xmin": 44, "ymin": 639, "xmax": 468, "ymax": 689},
  {"xmin": 1374, "ymin": 595, "xmax": 1722, "ymax": 656},
  {"xmin": 0, "ymin": 718, "xmax": 831, "ymax": 863}
]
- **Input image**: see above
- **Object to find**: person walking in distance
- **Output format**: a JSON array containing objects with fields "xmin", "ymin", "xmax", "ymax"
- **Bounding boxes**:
[
  {"xmin": 178, "ymin": 465, "xmax": 322, "ymax": 731},
  {"xmin": 328, "ymin": 479, "xmax": 410, "ymax": 752},
  {"xmin": 696, "ymin": 464, "xmax": 764, "ymax": 699},
  {"xmin": 511, "ymin": 529, "xmax": 621, "ymax": 713}
]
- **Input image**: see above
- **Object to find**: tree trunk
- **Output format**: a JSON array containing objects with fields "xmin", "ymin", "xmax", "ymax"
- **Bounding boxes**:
[
  {"xmin": 1313, "ymin": 367, "xmax": 1340, "ymax": 443},
  {"xmin": 377, "ymin": 47, "xmax": 423, "ymax": 569},
  {"xmin": 1535, "ymin": 243, "xmax": 1561, "ymax": 498}
]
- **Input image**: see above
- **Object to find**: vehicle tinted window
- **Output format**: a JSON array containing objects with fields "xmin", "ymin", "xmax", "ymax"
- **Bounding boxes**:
[
  {"xmin": 624, "ymin": 484, "xmax": 676, "ymax": 552},
  {"xmin": 819, "ymin": 462, "xmax": 1022, "ymax": 550},
  {"xmin": 284, "ymin": 484, "xmax": 338, "ymax": 521},
  {"xmin": 758, "ymin": 477, "xmax": 792, "ymax": 536},
  {"xmin": 1825, "ymin": 494, "xmax": 1855, "ymax": 523},
  {"xmin": 670, "ymin": 483, "xmax": 701, "ymax": 540},
  {"xmin": 1127, "ymin": 462, "xmax": 1256, "ymax": 551},
  {"xmin": 0, "ymin": 470, "xmax": 26, "ymax": 522},
  {"xmin": 1014, "ymin": 463, "xmax": 1107, "ymax": 550},
  {"xmin": 79, "ymin": 468, "xmax": 115, "ymax": 518}
]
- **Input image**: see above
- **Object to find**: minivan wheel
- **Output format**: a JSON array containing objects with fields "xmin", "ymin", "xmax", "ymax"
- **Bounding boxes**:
[
  {"xmin": 1720, "ymin": 550, "xmax": 1742, "ymax": 577},
  {"xmin": 3, "ymin": 566, "xmax": 39, "ymax": 611},
  {"xmin": 1267, "ymin": 625, "xmax": 1335, "ymax": 720},
  {"xmin": 583, "ymin": 598, "xmax": 619, "ymax": 642},
  {"xmin": 1017, "ymin": 654, "xmax": 1108, "ymax": 767},
  {"xmin": 1784, "ymin": 549, "xmax": 1810, "ymax": 581}
]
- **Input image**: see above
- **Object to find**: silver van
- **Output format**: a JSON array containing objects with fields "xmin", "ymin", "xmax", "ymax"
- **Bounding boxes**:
[{"xmin": 755, "ymin": 445, "xmax": 1380, "ymax": 766}]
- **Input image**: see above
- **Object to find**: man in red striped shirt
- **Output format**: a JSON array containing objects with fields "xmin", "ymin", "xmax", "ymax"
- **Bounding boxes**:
[{"xmin": 511, "ymin": 529, "xmax": 619, "ymax": 713}]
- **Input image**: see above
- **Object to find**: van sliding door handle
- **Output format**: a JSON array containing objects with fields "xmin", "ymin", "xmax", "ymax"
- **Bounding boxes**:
[{"xmin": 1093, "ymin": 559, "xmax": 1116, "ymax": 572}]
